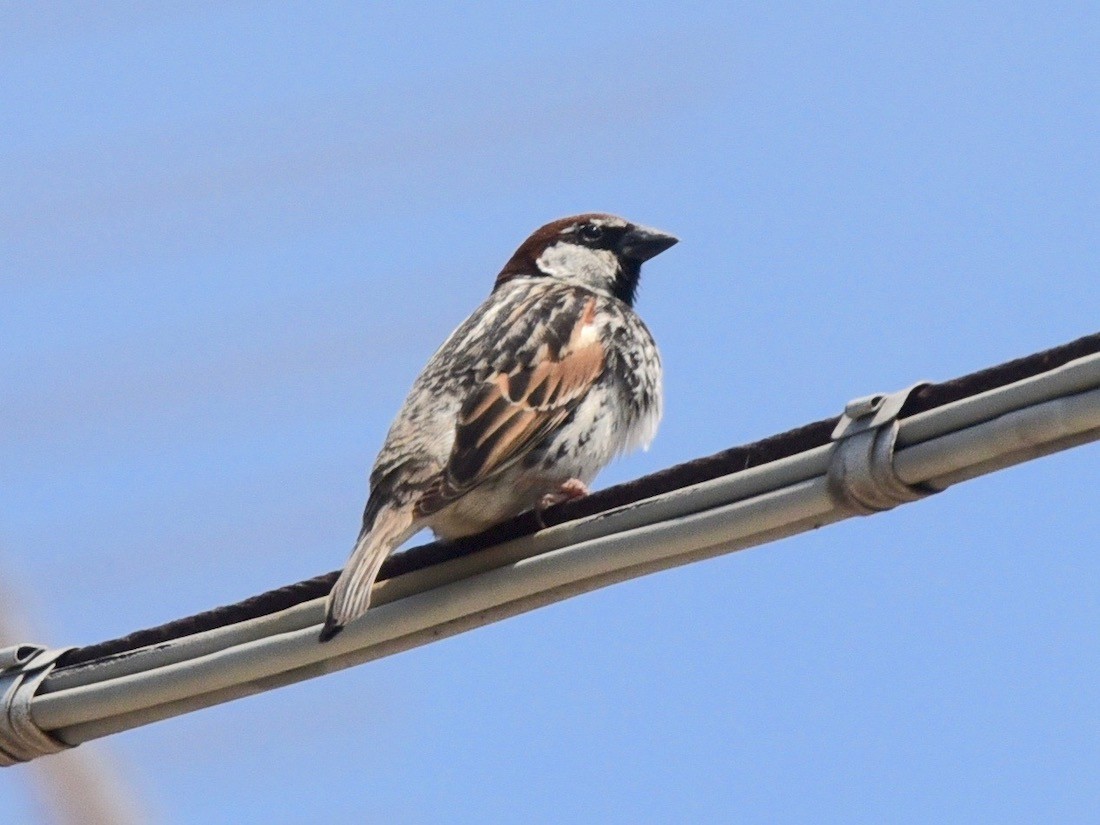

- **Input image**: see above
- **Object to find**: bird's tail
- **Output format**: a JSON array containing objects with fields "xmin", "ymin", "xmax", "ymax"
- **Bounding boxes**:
[{"xmin": 320, "ymin": 504, "xmax": 418, "ymax": 642}]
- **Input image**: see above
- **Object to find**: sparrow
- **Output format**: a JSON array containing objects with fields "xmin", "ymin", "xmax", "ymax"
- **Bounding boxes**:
[{"xmin": 320, "ymin": 213, "xmax": 677, "ymax": 641}]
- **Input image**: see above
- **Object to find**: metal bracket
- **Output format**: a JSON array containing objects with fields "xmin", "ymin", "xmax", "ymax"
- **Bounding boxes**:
[
  {"xmin": 0, "ymin": 644, "xmax": 74, "ymax": 766},
  {"xmin": 827, "ymin": 382, "xmax": 938, "ymax": 515}
]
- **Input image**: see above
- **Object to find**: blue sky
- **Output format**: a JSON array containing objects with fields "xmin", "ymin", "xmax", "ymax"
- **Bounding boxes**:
[{"xmin": 2, "ymin": 3, "xmax": 1098, "ymax": 822}]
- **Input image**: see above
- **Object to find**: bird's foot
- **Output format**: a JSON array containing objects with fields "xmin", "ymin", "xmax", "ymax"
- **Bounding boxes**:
[{"xmin": 535, "ymin": 479, "xmax": 590, "ymax": 528}]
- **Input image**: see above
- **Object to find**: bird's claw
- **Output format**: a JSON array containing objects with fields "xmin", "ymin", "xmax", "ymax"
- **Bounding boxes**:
[{"xmin": 535, "ymin": 478, "xmax": 590, "ymax": 528}]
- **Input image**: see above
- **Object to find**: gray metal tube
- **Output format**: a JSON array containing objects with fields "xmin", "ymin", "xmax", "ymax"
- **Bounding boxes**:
[{"xmin": 23, "ymin": 353, "xmax": 1100, "ymax": 748}]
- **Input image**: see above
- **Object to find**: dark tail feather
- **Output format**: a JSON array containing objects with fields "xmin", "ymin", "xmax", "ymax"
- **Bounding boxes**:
[{"xmin": 318, "ymin": 617, "xmax": 343, "ymax": 643}]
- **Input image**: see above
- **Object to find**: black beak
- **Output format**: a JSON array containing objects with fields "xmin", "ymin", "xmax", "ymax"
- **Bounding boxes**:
[{"xmin": 619, "ymin": 224, "xmax": 679, "ymax": 262}]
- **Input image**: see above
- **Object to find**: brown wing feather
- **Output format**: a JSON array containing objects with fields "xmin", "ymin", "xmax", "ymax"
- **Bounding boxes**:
[{"xmin": 416, "ymin": 296, "xmax": 604, "ymax": 515}]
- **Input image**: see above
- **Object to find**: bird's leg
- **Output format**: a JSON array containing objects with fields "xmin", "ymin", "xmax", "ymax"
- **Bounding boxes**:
[{"xmin": 535, "ymin": 478, "xmax": 590, "ymax": 528}]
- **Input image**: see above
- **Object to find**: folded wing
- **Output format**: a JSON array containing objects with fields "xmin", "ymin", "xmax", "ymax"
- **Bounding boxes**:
[{"xmin": 417, "ymin": 292, "xmax": 605, "ymax": 515}]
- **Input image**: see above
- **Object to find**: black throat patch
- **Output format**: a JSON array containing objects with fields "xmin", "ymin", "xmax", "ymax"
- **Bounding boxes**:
[{"xmin": 612, "ymin": 258, "xmax": 641, "ymax": 306}]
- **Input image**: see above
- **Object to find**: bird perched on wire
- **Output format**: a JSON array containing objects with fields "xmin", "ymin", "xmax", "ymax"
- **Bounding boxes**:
[{"xmin": 320, "ymin": 213, "xmax": 677, "ymax": 642}]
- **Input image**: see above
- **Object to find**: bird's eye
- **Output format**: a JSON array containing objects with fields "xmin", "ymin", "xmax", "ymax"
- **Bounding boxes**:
[{"xmin": 579, "ymin": 224, "xmax": 604, "ymax": 243}]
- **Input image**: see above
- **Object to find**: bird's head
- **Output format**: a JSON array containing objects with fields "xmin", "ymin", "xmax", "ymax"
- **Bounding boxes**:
[{"xmin": 495, "ymin": 213, "xmax": 678, "ymax": 306}]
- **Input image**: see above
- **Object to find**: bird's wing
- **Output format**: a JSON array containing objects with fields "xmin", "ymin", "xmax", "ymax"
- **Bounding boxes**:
[{"xmin": 415, "ymin": 290, "xmax": 605, "ymax": 516}]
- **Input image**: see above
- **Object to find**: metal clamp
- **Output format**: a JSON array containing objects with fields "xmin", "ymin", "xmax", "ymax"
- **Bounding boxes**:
[
  {"xmin": 0, "ymin": 644, "xmax": 74, "ymax": 766},
  {"xmin": 827, "ymin": 383, "xmax": 938, "ymax": 515}
]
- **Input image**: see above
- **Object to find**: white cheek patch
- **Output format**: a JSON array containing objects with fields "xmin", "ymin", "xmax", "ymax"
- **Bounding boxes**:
[
  {"xmin": 535, "ymin": 243, "xmax": 619, "ymax": 291},
  {"xmin": 591, "ymin": 248, "xmax": 617, "ymax": 271},
  {"xmin": 535, "ymin": 242, "xmax": 590, "ymax": 277}
]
